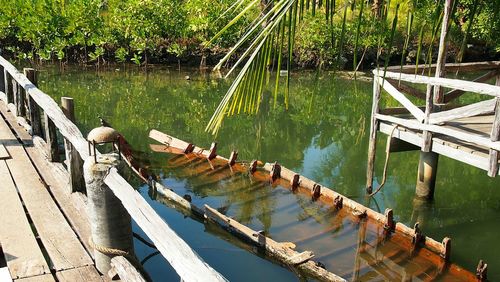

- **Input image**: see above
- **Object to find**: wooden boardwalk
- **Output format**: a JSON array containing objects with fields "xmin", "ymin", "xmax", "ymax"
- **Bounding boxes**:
[{"xmin": 0, "ymin": 102, "xmax": 102, "ymax": 281}]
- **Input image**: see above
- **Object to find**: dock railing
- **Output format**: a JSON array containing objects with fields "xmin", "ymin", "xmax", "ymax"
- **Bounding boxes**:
[
  {"xmin": 366, "ymin": 61, "xmax": 500, "ymax": 189},
  {"xmin": 0, "ymin": 56, "xmax": 226, "ymax": 282}
]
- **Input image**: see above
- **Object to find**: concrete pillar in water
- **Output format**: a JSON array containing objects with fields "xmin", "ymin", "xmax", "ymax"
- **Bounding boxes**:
[
  {"xmin": 84, "ymin": 153, "xmax": 134, "ymax": 274},
  {"xmin": 415, "ymin": 151, "xmax": 439, "ymax": 199}
]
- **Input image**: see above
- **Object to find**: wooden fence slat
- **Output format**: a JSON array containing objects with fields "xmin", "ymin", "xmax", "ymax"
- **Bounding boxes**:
[
  {"xmin": 374, "ymin": 113, "xmax": 500, "ymax": 151},
  {"xmin": 379, "ymin": 77, "xmax": 425, "ymax": 122},
  {"xmin": 24, "ymin": 68, "xmax": 43, "ymax": 136},
  {"xmin": 44, "ymin": 114, "xmax": 60, "ymax": 162},
  {"xmin": 4, "ymin": 69, "xmax": 13, "ymax": 104},
  {"xmin": 488, "ymin": 76, "xmax": 500, "ymax": 176},
  {"xmin": 444, "ymin": 70, "xmax": 499, "ymax": 103},
  {"xmin": 429, "ymin": 98, "xmax": 496, "ymax": 124},
  {"xmin": 377, "ymin": 70, "xmax": 500, "ymax": 97},
  {"xmin": 104, "ymin": 168, "xmax": 226, "ymax": 282}
]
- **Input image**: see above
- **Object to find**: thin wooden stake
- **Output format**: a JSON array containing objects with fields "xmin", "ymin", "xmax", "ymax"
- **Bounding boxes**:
[{"xmin": 366, "ymin": 76, "xmax": 381, "ymax": 193}]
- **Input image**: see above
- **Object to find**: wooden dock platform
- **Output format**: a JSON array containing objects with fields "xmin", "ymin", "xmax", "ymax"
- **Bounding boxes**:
[
  {"xmin": 366, "ymin": 62, "xmax": 500, "ymax": 195},
  {"xmin": 0, "ymin": 103, "xmax": 101, "ymax": 281}
]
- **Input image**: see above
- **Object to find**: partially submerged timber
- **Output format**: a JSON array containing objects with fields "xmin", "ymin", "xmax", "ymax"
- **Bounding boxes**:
[{"xmin": 115, "ymin": 128, "xmax": 480, "ymax": 281}]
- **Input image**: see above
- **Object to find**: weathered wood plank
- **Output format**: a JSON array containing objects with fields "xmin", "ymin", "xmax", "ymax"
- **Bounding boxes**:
[
  {"xmin": 376, "ymin": 70, "xmax": 500, "ymax": 97},
  {"xmin": 444, "ymin": 70, "xmax": 499, "ymax": 103},
  {"xmin": 0, "ymin": 117, "xmax": 93, "ymax": 271},
  {"xmin": 204, "ymin": 205, "xmax": 346, "ymax": 282},
  {"xmin": 110, "ymin": 256, "xmax": 146, "ymax": 282},
  {"xmin": 103, "ymin": 168, "xmax": 226, "ymax": 282},
  {"xmin": 55, "ymin": 266, "xmax": 103, "ymax": 282},
  {"xmin": 488, "ymin": 77, "xmax": 500, "ymax": 176},
  {"xmin": 385, "ymin": 61, "xmax": 500, "ymax": 74},
  {"xmin": 0, "ymin": 161, "xmax": 50, "ymax": 279},
  {"xmin": 429, "ymin": 99, "xmax": 496, "ymax": 124},
  {"xmin": 15, "ymin": 274, "xmax": 55, "ymax": 282},
  {"xmin": 44, "ymin": 114, "xmax": 60, "ymax": 162},
  {"xmin": 0, "ymin": 144, "xmax": 10, "ymax": 159},
  {"xmin": 366, "ymin": 78, "xmax": 381, "ymax": 190},
  {"xmin": 375, "ymin": 113, "xmax": 500, "ymax": 151},
  {"xmin": 4, "ymin": 69, "xmax": 13, "ymax": 104},
  {"xmin": 379, "ymin": 77, "xmax": 425, "ymax": 122},
  {"xmin": 24, "ymin": 68, "xmax": 42, "ymax": 137}
]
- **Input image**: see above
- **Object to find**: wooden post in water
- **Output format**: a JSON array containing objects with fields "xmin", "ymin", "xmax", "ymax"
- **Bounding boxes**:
[
  {"xmin": 24, "ymin": 68, "xmax": 43, "ymax": 136},
  {"xmin": 61, "ymin": 97, "xmax": 86, "ymax": 193},
  {"xmin": 415, "ymin": 151, "xmax": 439, "ymax": 199},
  {"xmin": 488, "ymin": 75, "xmax": 500, "ymax": 176},
  {"xmin": 84, "ymin": 153, "xmax": 134, "ymax": 274},
  {"xmin": 366, "ymin": 75, "xmax": 381, "ymax": 193},
  {"xmin": 4, "ymin": 69, "xmax": 13, "ymax": 104}
]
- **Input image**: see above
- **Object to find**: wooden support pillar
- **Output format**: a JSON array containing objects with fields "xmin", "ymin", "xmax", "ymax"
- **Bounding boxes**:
[
  {"xmin": 366, "ymin": 76, "xmax": 381, "ymax": 193},
  {"xmin": 61, "ymin": 97, "xmax": 86, "ymax": 193},
  {"xmin": 488, "ymin": 75, "xmax": 500, "ymax": 176},
  {"xmin": 84, "ymin": 153, "xmax": 134, "ymax": 274},
  {"xmin": 44, "ymin": 114, "xmax": 60, "ymax": 162},
  {"xmin": 24, "ymin": 68, "xmax": 42, "ymax": 136},
  {"xmin": 4, "ymin": 69, "xmax": 13, "ymax": 104},
  {"xmin": 14, "ymin": 80, "xmax": 26, "ymax": 117},
  {"xmin": 416, "ymin": 151, "xmax": 439, "ymax": 199}
]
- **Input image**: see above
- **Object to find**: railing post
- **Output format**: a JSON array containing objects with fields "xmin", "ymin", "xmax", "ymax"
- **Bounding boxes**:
[
  {"xmin": 24, "ymin": 68, "xmax": 43, "ymax": 136},
  {"xmin": 84, "ymin": 153, "xmax": 134, "ymax": 274},
  {"xmin": 15, "ymin": 80, "xmax": 26, "ymax": 117},
  {"xmin": 44, "ymin": 114, "xmax": 60, "ymax": 162},
  {"xmin": 61, "ymin": 97, "xmax": 85, "ymax": 193},
  {"xmin": 0, "ymin": 65, "xmax": 4, "ymax": 95},
  {"xmin": 366, "ymin": 75, "xmax": 381, "ymax": 193},
  {"xmin": 4, "ymin": 69, "xmax": 13, "ymax": 104},
  {"xmin": 488, "ymin": 75, "xmax": 500, "ymax": 176}
]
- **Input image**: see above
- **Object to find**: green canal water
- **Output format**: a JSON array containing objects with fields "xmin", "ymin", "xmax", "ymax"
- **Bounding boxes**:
[{"xmin": 36, "ymin": 64, "xmax": 500, "ymax": 281}]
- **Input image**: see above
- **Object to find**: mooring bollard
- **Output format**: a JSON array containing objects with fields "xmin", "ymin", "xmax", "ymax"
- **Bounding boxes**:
[{"xmin": 84, "ymin": 153, "xmax": 134, "ymax": 274}]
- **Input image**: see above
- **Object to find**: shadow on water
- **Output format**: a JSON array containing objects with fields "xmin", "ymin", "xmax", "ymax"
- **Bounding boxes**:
[{"xmin": 37, "ymin": 64, "xmax": 500, "ymax": 281}]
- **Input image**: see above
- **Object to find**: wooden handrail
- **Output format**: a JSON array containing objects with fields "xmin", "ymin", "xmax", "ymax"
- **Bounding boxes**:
[
  {"xmin": 0, "ymin": 56, "xmax": 226, "ymax": 281},
  {"xmin": 373, "ymin": 70, "xmax": 500, "ymax": 97},
  {"xmin": 385, "ymin": 61, "xmax": 500, "ymax": 74}
]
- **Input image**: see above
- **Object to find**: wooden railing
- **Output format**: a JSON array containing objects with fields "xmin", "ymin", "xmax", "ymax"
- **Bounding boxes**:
[
  {"xmin": 0, "ymin": 56, "xmax": 226, "ymax": 282},
  {"xmin": 368, "ymin": 61, "xmax": 500, "ymax": 179}
]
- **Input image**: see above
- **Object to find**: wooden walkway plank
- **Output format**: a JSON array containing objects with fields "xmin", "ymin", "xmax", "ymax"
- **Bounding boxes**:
[
  {"xmin": 0, "ymin": 144, "xmax": 10, "ymax": 159},
  {"xmin": 0, "ymin": 103, "xmax": 93, "ymax": 256},
  {"xmin": 15, "ymin": 274, "xmax": 54, "ymax": 282},
  {"xmin": 0, "ymin": 161, "xmax": 50, "ymax": 279},
  {"xmin": 0, "ymin": 117, "xmax": 93, "ymax": 271},
  {"xmin": 55, "ymin": 266, "xmax": 103, "ymax": 282}
]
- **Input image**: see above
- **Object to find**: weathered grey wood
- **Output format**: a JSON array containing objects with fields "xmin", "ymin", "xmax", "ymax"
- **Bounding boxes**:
[
  {"xmin": 416, "ymin": 151, "xmax": 439, "ymax": 199},
  {"xmin": 14, "ymin": 79, "xmax": 26, "ymax": 117},
  {"xmin": 0, "ymin": 65, "xmax": 4, "ymax": 93},
  {"xmin": 444, "ymin": 70, "xmax": 499, "ymax": 103},
  {"xmin": 378, "ymin": 70, "xmax": 500, "ymax": 97},
  {"xmin": 422, "ymin": 84, "xmax": 434, "ymax": 152},
  {"xmin": 0, "ymin": 144, "xmax": 10, "ymax": 159},
  {"xmin": 4, "ymin": 69, "xmax": 13, "ymax": 104},
  {"xmin": 44, "ymin": 114, "xmax": 60, "ymax": 161},
  {"xmin": 15, "ymin": 274, "xmax": 55, "ymax": 282},
  {"xmin": 0, "ymin": 118, "xmax": 93, "ymax": 271},
  {"xmin": 61, "ymin": 97, "xmax": 85, "ymax": 193},
  {"xmin": 103, "ymin": 168, "xmax": 226, "ymax": 282},
  {"xmin": 488, "ymin": 76, "xmax": 500, "ymax": 176},
  {"xmin": 385, "ymin": 61, "xmax": 500, "ymax": 74},
  {"xmin": 24, "ymin": 68, "xmax": 42, "ymax": 136},
  {"xmin": 55, "ymin": 265, "xmax": 103, "ymax": 282},
  {"xmin": 379, "ymin": 122, "xmax": 494, "ymax": 173},
  {"xmin": 0, "ymin": 161, "xmax": 51, "ymax": 279},
  {"xmin": 375, "ymin": 113, "xmax": 500, "ymax": 151},
  {"xmin": 110, "ymin": 256, "xmax": 146, "ymax": 282},
  {"xmin": 366, "ymin": 78, "xmax": 381, "ymax": 192},
  {"xmin": 378, "ymin": 76, "xmax": 425, "ymax": 122},
  {"xmin": 429, "ymin": 99, "xmax": 496, "ymax": 124},
  {"xmin": 84, "ymin": 154, "xmax": 133, "ymax": 275},
  {"xmin": 204, "ymin": 205, "xmax": 346, "ymax": 282},
  {"xmin": 433, "ymin": 0, "xmax": 453, "ymax": 104}
]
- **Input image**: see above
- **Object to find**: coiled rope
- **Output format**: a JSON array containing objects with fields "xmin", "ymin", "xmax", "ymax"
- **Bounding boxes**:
[{"xmin": 368, "ymin": 125, "xmax": 398, "ymax": 197}]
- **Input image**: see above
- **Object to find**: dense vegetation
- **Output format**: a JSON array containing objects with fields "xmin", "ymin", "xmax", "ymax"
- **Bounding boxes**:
[{"xmin": 0, "ymin": 0, "xmax": 498, "ymax": 68}]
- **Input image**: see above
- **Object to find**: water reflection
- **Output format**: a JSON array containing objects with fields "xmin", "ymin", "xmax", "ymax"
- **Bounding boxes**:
[{"xmin": 37, "ymin": 65, "xmax": 500, "ymax": 281}]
